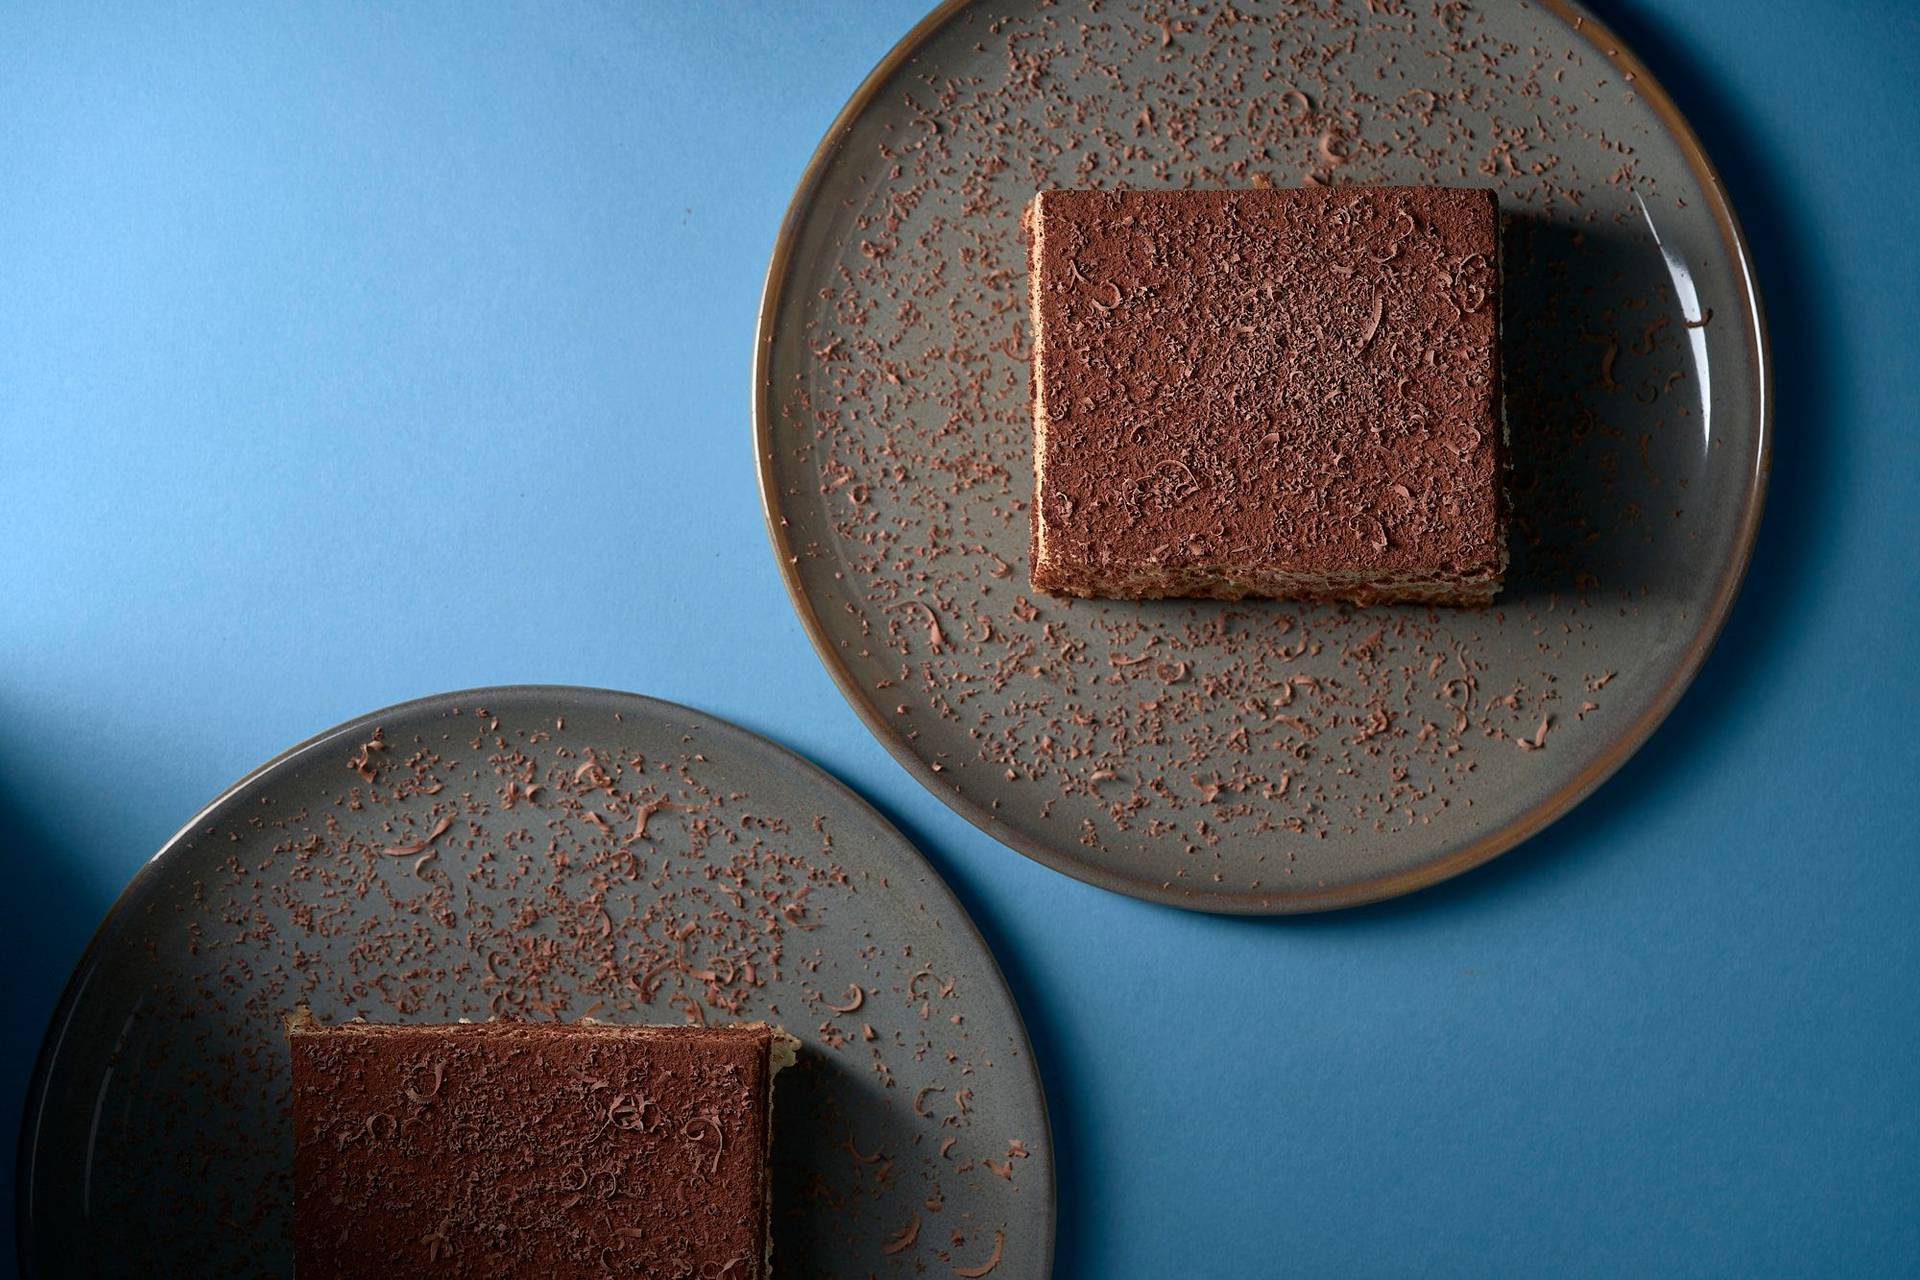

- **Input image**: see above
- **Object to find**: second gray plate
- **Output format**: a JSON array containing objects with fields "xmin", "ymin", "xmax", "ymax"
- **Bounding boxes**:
[{"xmin": 19, "ymin": 687, "xmax": 1053, "ymax": 1277}]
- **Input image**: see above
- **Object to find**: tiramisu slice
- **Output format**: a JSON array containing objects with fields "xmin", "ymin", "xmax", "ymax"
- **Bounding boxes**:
[
  {"xmin": 287, "ymin": 1015, "xmax": 796, "ymax": 1278},
  {"xmin": 1023, "ymin": 186, "xmax": 1505, "ymax": 605}
]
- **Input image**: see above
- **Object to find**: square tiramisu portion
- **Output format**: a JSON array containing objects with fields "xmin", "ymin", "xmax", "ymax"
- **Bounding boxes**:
[
  {"xmin": 1023, "ymin": 187, "xmax": 1505, "ymax": 605},
  {"xmin": 287, "ymin": 1015, "xmax": 795, "ymax": 1278}
]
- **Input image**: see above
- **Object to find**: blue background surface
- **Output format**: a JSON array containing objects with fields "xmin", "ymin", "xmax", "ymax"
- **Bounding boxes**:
[{"xmin": 4, "ymin": 2, "xmax": 1917, "ymax": 1274}]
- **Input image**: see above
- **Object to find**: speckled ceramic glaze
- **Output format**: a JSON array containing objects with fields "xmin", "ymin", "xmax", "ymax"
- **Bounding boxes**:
[
  {"xmin": 756, "ymin": 0, "xmax": 1767, "ymax": 913},
  {"xmin": 19, "ymin": 688, "xmax": 1053, "ymax": 1277}
]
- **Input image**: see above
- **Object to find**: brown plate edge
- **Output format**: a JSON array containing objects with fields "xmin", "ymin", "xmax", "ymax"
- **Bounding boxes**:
[{"xmin": 750, "ymin": 0, "xmax": 1773, "ymax": 916}]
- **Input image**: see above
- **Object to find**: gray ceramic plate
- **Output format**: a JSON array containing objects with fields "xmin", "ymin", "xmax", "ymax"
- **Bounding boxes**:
[
  {"xmin": 755, "ymin": 0, "xmax": 1768, "ymax": 913},
  {"xmin": 18, "ymin": 688, "xmax": 1053, "ymax": 1278}
]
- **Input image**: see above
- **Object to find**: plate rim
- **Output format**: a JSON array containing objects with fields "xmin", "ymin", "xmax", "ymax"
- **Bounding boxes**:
[
  {"xmin": 16, "ymin": 684, "xmax": 1058, "ymax": 1277},
  {"xmin": 752, "ymin": 0, "xmax": 1773, "ymax": 915}
]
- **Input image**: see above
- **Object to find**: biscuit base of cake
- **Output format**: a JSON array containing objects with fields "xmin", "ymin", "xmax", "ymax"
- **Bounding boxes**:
[{"xmin": 1030, "ymin": 556, "xmax": 1503, "ymax": 607}]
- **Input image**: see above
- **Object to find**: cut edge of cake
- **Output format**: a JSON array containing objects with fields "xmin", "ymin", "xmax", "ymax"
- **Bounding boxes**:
[
  {"xmin": 762, "ymin": 1025, "xmax": 799, "ymax": 1277},
  {"xmin": 1023, "ymin": 193, "xmax": 1057, "ymax": 595}
]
